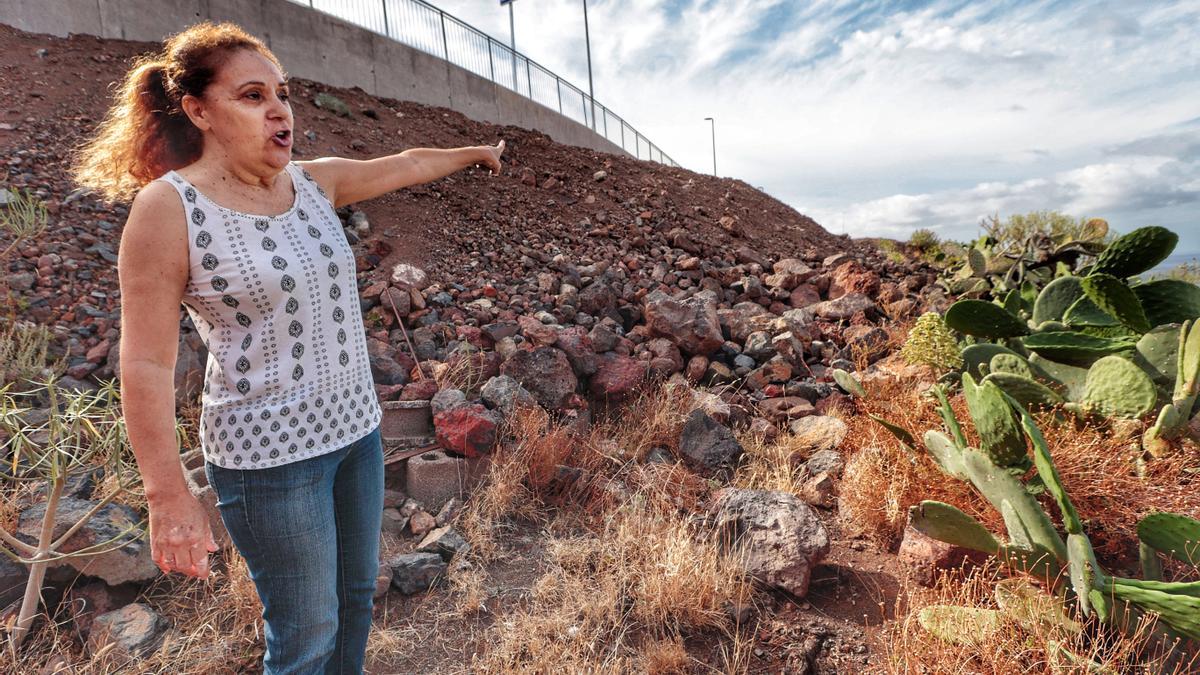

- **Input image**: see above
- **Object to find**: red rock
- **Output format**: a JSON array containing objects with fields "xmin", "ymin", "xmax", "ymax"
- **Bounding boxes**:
[
  {"xmin": 589, "ymin": 353, "xmax": 648, "ymax": 403},
  {"xmin": 517, "ymin": 314, "xmax": 558, "ymax": 346},
  {"xmin": 434, "ymin": 404, "xmax": 501, "ymax": 458},
  {"xmin": 399, "ymin": 378, "xmax": 439, "ymax": 401}
]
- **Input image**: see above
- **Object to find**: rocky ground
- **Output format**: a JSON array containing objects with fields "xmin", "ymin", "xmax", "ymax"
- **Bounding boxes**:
[{"xmin": 0, "ymin": 22, "xmax": 953, "ymax": 674}]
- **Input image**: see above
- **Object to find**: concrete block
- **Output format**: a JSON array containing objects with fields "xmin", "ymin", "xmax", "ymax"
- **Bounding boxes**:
[
  {"xmin": 380, "ymin": 400, "xmax": 433, "ymax": 442},
  {"xmin": 405, "ymin": 450, "xmax": 466, "ymax": 512}
]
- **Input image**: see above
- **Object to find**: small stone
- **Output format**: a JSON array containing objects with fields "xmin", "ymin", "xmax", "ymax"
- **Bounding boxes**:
[
  {"xmin": 409, "ymin": 510, "xmax": 437, "ymax": 537},
  {"xmin": 389, "ymin": 552, "xmax": 447, "ymax": 594},
  {"xmin": 415, "ymin": 525, "xmax": 470, "ymax": 562},
  {"xmin": 87, "ymin": 603, "xmax": 169, "ymax": 662}
]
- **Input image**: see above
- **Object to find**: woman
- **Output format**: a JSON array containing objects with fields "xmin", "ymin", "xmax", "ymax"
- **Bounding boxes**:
[{"xmin": 70, "ymin": 21, "xmax": 503, "ymax": 674}]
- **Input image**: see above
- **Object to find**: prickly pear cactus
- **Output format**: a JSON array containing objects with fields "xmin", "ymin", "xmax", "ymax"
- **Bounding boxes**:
[
  {"xmin": 1090, "ymin": 226, "xmax": 1178, "ymax": 279},
  {"xmin": 1032, "ymin": 276, "xmax": 1085, "ymax": 325},
  {"xmin": 1081, "ymin": 273, "xmax": 1151, "ymax": 333},
  {"xmin": 1137, "ymin": 512, "xmax": 1200, "ymax": 566},
  {"xmin": 909, "ymin": 501, "xmax": 1000, "ymax": 554},
  {"xmin": 1021, "ymin": 331, "xmax": 1136, "ymax": 364},
  {"xmin": 945, "ymin": 299, "xmax": 1029, "ymax": 338},
  {"xmin": 1133, "ymin": 279, "xmax": 1200, "ymax": 329},
  {"xmin": 962, "ymin": 343, "xmax": 1023, "ymax": 379},
  {"xmin": 962, "ymin": 373, "xmax": 1028, "ymax": 467},
  {"xmin": 983, "ymin": 372, "xmax": 1064, "ymax": 408},
  {"xmin": 1080, "ymin": 355, "xmax": 1157, "ymax": 419}
]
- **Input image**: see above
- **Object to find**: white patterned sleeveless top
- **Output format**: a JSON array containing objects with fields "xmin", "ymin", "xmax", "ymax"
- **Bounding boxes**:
[{"xmin": 154, "ymin": 161, "xmax": 381, "ymax": 470}]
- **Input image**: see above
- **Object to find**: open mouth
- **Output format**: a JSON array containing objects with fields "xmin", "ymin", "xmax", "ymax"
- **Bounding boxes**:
[{"xmin": 271, "ymin": 129, "xmax": 292, "ymax": 147}]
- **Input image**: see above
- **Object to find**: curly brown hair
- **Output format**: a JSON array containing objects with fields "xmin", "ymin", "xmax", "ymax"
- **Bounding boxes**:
[{"xmin": 70, "ymin": 21, "xmax": 286, "ymax": 204}]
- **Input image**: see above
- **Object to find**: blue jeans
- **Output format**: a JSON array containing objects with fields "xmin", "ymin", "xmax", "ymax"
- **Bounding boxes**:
[{"xmin": 205, "ymin": 424, "xmax": 383, "ymax": 675}]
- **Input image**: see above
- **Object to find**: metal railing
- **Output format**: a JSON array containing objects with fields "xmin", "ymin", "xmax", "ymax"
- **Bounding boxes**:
[{"xmin": 293, "ymin": 0, "xmax": 678, "ymax": 166}]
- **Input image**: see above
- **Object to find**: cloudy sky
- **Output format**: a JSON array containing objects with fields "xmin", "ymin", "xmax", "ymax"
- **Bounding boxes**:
[{"xmin": 316, "ymin": 0, "xmax": 1200, "ymax": 254}]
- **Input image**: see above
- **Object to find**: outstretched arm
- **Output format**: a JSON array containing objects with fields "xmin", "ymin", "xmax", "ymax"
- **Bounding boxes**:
[{"xmin": 297, "ymin": 140, "xmax": 504, "ymax": 208}]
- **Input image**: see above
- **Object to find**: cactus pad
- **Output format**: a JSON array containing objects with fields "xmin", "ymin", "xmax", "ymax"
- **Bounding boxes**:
[
  {"xmin": 1132, "ymin": 279, "xmax": 1200, "ymax": 327},
  {"xmin": 1133, "ymin": 324, "xmax": 1180, "ymax": 388},
  {"xmin": 989, "ymin": 353, "xmax": 1034, "ymax": 378},
  {"xmin": 1081, "ymin": 355, "xmax": 1157, "ymax": 419},
  {"xmin": 1091, "ymin": 226, "xmax": 1178, "ymax": 279},
  {"xmin": 962, "ymin": 343, "xmax": 1022, "ymax": 379},
  {"xmin": 917, "ymin": 606, "xmax": 1003, "ymax": 646},
  {"xmin": 1032, "ymin": 276, "xmax": 1085, "ymax": 325},
  {"xmin": 909, "ymin": 501, "xmax": 1000, "ymax": 554},
  {"xmin": 1021, "ymin": 331, "xmax": 1136, "ymax": 364},
  {"xmin": 831, "ymin": 368, "xmax": 866, "ymax": 397},
  {"xmin": 984, "ymin": 372, "xmax": 1064, "ymax": 408},
  {"xmin": 1137, "ymin": 512, "xmax": 1200, "ymax": 566},
  {"xmin": 945, "ymin": 299, "xmax": 1029, "ymax": 338},
  {"xmin": 1081, "ymin": 273, "xmax": 1151, "ymax": 333},
  {"xmin": 962, "ymin": 373, "xmax": 1028, "ymax": 467},
  {"xmin": 1063, "ymin": 295, "xmax": 1119, "ymax": 328}
]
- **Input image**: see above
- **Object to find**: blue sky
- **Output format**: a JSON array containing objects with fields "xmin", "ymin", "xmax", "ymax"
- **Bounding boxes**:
[{"xmin": 345, "ymin": 0, "xmax": 1200, "ymax": 255}]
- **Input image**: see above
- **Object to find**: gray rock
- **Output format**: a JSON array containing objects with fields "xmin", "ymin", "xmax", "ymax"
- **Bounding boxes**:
[
  {"xmin": 788, "ymin": 416, "xmax": 848, "ymax": 453},
  {"xmin": 678, "ymin": 409, "xmax": 744, "ymax": 472},
  {"xmin": 87, "ymin": 603, "xmax": 169, "ymax": 662},
  {"xmin": 389, "ymin": 552, "xmax": 447, "ymax": 594},
  {"xmin": 808, "ymin": 293, "xmax": 877, "ymax": 322},
  {"xmin": 0, "ymin": 555, "xmax": 27, "ymax": 608},
  {"xmin": 500, "ymin": 346, "xmax": 578, "ymax": 410},
  {"xmin": 709, "ymin": 488, "xmax": 830, "ymax": 597},
  {"xmin": 415, "ymin": 526, "xmax": 470, "ymax": 562},
  {"xmin": 479, "ymin": 375, "xmax": 537, "ymax": 416},
  {"xmin": 17, "ymin": 497, "xmax": 158, "ymax": 585},
  {"xmin": 430, "ymin": 388, "xmax": 467, "ymax": 415},
  {"xmin": 804, "ymin": 448, "xmax": 845, "ymax": 478}
]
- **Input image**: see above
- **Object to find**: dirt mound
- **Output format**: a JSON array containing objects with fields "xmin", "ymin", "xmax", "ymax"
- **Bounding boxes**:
[{"xmin": 0, "ymin": 22, "xmax": 848, "ymax": 295}]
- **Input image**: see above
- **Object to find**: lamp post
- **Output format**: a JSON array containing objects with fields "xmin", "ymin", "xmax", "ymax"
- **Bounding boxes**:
[
  {"xmin": 704, "ymin": 117, "xmax": 716, "ymax": 175},
  {"xmin": 501, "ymin": 0, "xmax": 517, "ymax": 90},
  {"xmin": 583, "ymin": 0, "xmax": 596, "ymax": 131}
]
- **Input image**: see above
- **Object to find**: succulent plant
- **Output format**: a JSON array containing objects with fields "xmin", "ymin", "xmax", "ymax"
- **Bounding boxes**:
[
  {"xmin": 1143, "ymin": 319, "xmax": 1200, "ymax": 455},
  {"xmin": 900, "ymin": 312, "xmax": 964, "ymax": 371},
  {"xmin": 885, "ymin": 384, "xmax": 1200, "ymax": 645},
  {"xmin": 1090, "ymin": 226, "xmax": 1178, "ymax": 279}
]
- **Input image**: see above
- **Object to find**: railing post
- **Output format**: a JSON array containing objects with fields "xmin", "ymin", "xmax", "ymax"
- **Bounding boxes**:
[
  {"xmin": 602, "ymin": 108, "xmax": 607, "ymax": 139},
  {"xmin": 487, "ymin": 35, "xmax": 495, "ymax": 82},
  {"xmin": 381, "ymin": 0, "xmax": 389, "ymax": 38},
  {"xmin": 620, "ymin": 121, "xmax": 625, "ymax": 152},
  {"xmin": 525, "ymin": 59, "xmax": 532, "ymax": 98},
  {"xmin": 439, "ymin": 10, "xmax": 448, "ymax": 60},
  {"xmin": 556, "ymin": 77, "xmax": 563, "ymax": 114}
]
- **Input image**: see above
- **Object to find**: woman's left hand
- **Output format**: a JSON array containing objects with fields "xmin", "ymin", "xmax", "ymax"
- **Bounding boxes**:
[{"xmin": 477, "ymin": 139, "xmax": 505, "ymax": 175}]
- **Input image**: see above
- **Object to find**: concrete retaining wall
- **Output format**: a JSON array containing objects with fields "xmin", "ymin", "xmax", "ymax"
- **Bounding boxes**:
[{"xmin": 1, "ymin": 0, "xmax": 627, "ymax": 156}]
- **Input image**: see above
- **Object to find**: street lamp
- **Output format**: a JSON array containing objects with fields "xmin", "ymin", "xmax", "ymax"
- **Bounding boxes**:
[
  {"xmin": 704, "ymin": 117, "xmax": 716, "ymax": 176},
  {"xmin": 501, "ymin": 0, "xmax": 517, "ymax": 90},
  {"xmin": 583, "ymin": 0, "xmax": 596, "ymax": 131}
]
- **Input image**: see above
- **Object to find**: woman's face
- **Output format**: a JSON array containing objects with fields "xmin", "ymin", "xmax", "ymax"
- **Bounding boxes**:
[{"xmin": 182, "ymin": 49, "xmax": 293, "ymax": 172}]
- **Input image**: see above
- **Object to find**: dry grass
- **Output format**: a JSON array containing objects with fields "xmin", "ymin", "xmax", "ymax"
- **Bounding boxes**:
[
  {"xmin": 468, "ymin": 497, "xmax": 756, "ymax": 673},
  {"xmin": 452, "ymin": 381, "xmax": 762, "ymax": 672},
  {"xmin": 878, "ymin": 563, "xmax": 1199, "ymax": 674}
]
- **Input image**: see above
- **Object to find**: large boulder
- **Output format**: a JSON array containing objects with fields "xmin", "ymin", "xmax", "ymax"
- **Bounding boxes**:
[
  {"xmin": 709, "ymin": 488, "xmax": 830, "ymax": 597},
  {"xmin": 643, "ymin": 290, "xmax": 724, "ymax": 356},
  {"xmin": 678, "ymin": 410, "xmax": 744, "ymax": 472},
  {"xmin": 17, "ymin": 497, "xmax": 158, "ymax": 585},
  {"xmin": 500, "ymin": 347, "xmax": 578, "ymax": 410}
]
